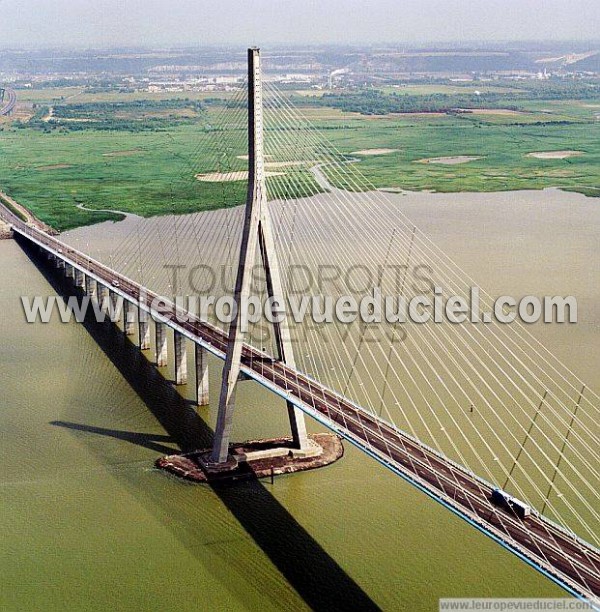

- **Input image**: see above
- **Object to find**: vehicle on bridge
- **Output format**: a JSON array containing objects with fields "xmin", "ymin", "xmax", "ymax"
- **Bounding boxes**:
[{"xmin": 491, "ymin": 488, "xmax": 532, "ymax": 520}]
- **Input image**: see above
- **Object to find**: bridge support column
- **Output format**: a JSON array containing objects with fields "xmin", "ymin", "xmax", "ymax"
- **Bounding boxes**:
[
  {"xmin": 65, "ymin": 263, "xmax": 74, "ymax": 279},
  {"xmin": 138, "ymin": 308, "xmax": 151, "ymax": 350},
  {"xmin": 55, "ymin": 257, "xmax": 65, "ymax": 270},
  {"xmin": 195, "ymin": 344, "xmax": 209, "ymax": 406},
  {"xmin": 85, "ymin": 275, "xmax": 97, "ymax": 299},
  {"xmin": 155, "ymin": 322, "xmax": 168, "ymax": 367},
  {"xmin": 74, "ymin": 268, "xmax": 85, "ymax": 288},
  {"xmin": 97, "ymin": 284, "xmax": 109, "ymax": 314},
  {"xmin": 123, "ymin": 300, "xmax": 135, "ymax": 336},
  {"xmin": 174, "ymin": 332, "xmax": 188, "ymax": 385},
  {"xmin": 110, "ymin": 290, "xmax": 121, "ymax": 322}
]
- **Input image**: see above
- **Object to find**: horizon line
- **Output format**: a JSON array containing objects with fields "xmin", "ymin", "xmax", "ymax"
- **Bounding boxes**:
[{"xmin": 1, "ymin": 38, "xmax": 600, "ymax": 53}]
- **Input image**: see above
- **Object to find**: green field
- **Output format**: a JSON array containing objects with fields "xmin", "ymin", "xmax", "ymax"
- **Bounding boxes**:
[
  {"xmin": 1, "ymin": 84, "xmax": 599, "ymax": 231},
  {"xmin": 14, "ymin": 86, "xmax": 236, "ymax": 105},
  {"xmin": 377, "ymin": 83, "xmax": 526, "ymax": 95},
  {"xmin": 0, "ymin": 124, "xmax": 249, "ymax": 229},
  {"xmin": 320, "ymin": 112, "xmax": 600, "ymax": 195}
]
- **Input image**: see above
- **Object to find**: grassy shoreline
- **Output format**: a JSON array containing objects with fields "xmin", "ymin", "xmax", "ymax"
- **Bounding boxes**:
[{"xmin": 0, "ymin": 193, "xmax": 28, "ymax": 222}]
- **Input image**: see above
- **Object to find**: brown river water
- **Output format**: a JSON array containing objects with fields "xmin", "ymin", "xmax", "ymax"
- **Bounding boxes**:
[{"xmin": 1, "ymin": 187, "xmax": 598, "ymax": 610}]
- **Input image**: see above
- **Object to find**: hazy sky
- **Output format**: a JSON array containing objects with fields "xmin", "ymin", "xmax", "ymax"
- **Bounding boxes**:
[{"xmin": 0, "ymin": 0, "xmax": 598, "ymax": 48}]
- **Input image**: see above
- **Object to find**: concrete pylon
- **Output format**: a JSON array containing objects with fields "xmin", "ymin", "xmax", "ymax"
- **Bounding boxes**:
[
  {"xmin": 210, "ymin": 48, "xmax": 309, "ymax": 465},
  {"xmin": 195, "ymin": 343, "xmax": 209, "ymax": 406},
  {"xmin": 155, "ymin": 322, "xmax": 168, "ymax": 367},
  {"xmin": 174, "ymin": 331, "xmax": 187, "ymax": 385},
  {"xmin": 139, "ymin": 308, "xmax": 151, "ymax": 350}
]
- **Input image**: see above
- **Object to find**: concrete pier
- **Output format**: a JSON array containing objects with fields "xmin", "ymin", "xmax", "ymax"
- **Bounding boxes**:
[
  {"xmin": 74, "ymin": 268, "xmax": 85, "ymax": 288},
  {"xmin": 65, "ymin": 263, "xmax": 74, "ymax": 279},
  {"xmin": 97, "ymin": 284, "xmax": 109, "ymax": 313},
  {"xmin": 123, "ymin": 300, "xmax": 135, "ymax": 336},
  {"xmin": 0, "ymin": 220, "xmax": 12, "ymax": 239},
  {"xmin": 84, "ymin": 275, "xmax": 97, "ymax": 299},
  {"xmin": 156, "ymin": 433, "xmax": 341, "ymax": 484},
  {"xmin": 155, "ymin": 322, "xmax": 168, "ymax": 367},
  {"xmin": 195, "ymin": 343, "xmax": 209, "ymax": 406},
  {"xmin": 174, "ymin": 331, "xmax": 187, "ymax": 385},
  {"xmin": 110, "ymin": 290, "xmax": 120, "ymax": 322},
  {"xmin": 139, "ymin": 308, "xmax": 150, "ymax": 350}
]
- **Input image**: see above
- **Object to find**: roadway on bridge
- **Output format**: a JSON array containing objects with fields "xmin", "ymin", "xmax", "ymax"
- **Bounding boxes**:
[{"xmin": 0, "ymin": 87, "xmax": 17, "ymax": 116}]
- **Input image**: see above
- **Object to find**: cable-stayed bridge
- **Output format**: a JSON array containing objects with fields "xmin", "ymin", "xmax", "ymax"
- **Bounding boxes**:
[{"xmin": 2, "ymin": 49, "xmax": 599, "ymax": 603}]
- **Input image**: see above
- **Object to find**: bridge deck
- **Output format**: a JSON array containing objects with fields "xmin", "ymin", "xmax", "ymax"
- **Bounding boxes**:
[{"xmin": 2, "ymin": 202, "xmax": 599, "ymax": 603}]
